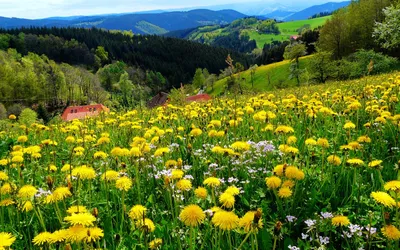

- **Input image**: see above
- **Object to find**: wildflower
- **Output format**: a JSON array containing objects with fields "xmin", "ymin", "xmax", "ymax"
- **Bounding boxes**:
[
  {"xmin": 195, "ymin": 187, "xmax": 208, "ymax": 199},
  {"xmin": 71, "ymin": 165, "xmax": 96, "ymax": 180},
  {"xmin": 179, "ymin": 204, "xmax": 205, "ymax": 227},
  {"xmin": 203, "ymin": 177, "xmax": 221, "ymax": 187},
  {"xmin": 286, "ymin": 215, "xmax": 297, "ymax": 222},
  {"xmin": 278, "ymin": 187, "xmax": 292, "ymax": 198},
  {"xmin": 83, "ymin": 227, "xmax": 104, "ymax": 243},
  {"xmin": 343, "ymin": 121, "xmax": 356, "ymax": 129},
  {"xmin": 347, "ymin": 158, "xmax": 364, "ymax": 166},
  {"xmin": 357, "ymin": 135, "xmax": 371, "ymax": 143},
  {"xmin": 287, "ymin": 136, "xmax": 297, "ymax": 145},
  {"xmin": 154, "ymin": 147, "xmax": 170, "ymax": 157},
  {"xmin": 8, "ymin": 114, "xmax": 16, "ymax": 120},
  {"xmin": 273, "ymin": 165, "xmax": 284, "ymax": 176},
  {"xmin": 219, "ymin": 192, "xmax": 235, "ymax": 208},
  {"xmin": 275, "ymin": 125, "xmax": 294, "ymax": 134},
  {"xmin": 327, "ymin": 155, "xmax": 341, "ymax": 166},
  {"xmin": 171, "ymin": 169, "xmax": 184, "ymax": 180},
  {"xmin": 176, "ymin": 179, "xmax": 192, "ymax": 191},
  {"xmin": 64, "ymin": 212, "xmax": 96, "ymax": 227},
  {"xmin": 67, "ymin": 206, "xmax": 87, "ymax": 214},
  {"xmin": 136, "ymin": 218, "xmax": 155, "ymax": 233},
  {"xmin": 305, "ymin": 219, "xmax": 316, "ymax": 227},
  {"xmin": 47, "ymin": 187, "xmax": 72, "ymax": 203},
  {"xmin": 65, "ymin": 136, "xmax": 75, "ymax": 144},
  {"xmin": 0, "ymin": 198, "xmax": 15, "ymax": 207},
  {"xmin": 165, "ymin": 160, "xmax": 177, "ymax": 168},
  {"xmin": 321, "ymin": 212, "xmax": 333, "ymax": 219},
  {"xmin": 0, "ymin": 159, "xmax": 8, "ymax": 166},
  {"xmin": 239, "ymin": 211, "xmax": 263, "ymax": 232},
  {"xmin": 0, "ymin": 232, "xmax": 16, "ymax": 248},
  {"xmin": 231, "ymin": 141, "xmax": 250, "ymax": 151},
  {"xmin": 225, "ymin": 186, "xmax": 240, "ymax": 196},
  {"xmin": 265, "ymin": 176, "xmax": 281, "ymax": 189},
  {"xmin": 129, "ymin": 205, "xmax": 147, "ymax": 220},
  {"xmin": 368, "ymin": 160, "xmax": 383, "ymax": 168},
  {"xmin": 17, "ymin": 135, "xmax": 28, "ymax": 143},
  {"xmin": 18, "ymin": 185, "xmax": 38, "ymax": 198},
  {"xmin": 288, "ymin": 245, "xmax": 300, "ymax": 250},
  {"xmin": 116, "ymin": 176, "xmax": 133, "ymax": 191},
  {"xmin": 11, "ymin": 155, "xmax": 24, "ymax": 163},
  {"xmin": 49, "ymin": 229, "xmax": 68, "ymax": 244},
  {"xmin": 384, "ymin": 181, "xmax": 400, "ymax": 192},
  {"xmin": 61, "ymin": 164, "xmax": 73, "ymax": 172},
  {"xmin": 305, "ymin": 138, "xmax": 317, "ymax": 146},
  {"xmin": 20, "ymin": 200, "xmax": 33, "ymax": 212},
  {"xmin": 0, "ymin": 171, "xmax": 8, "ymax": 181},
  {"xmin": 212, "ymin": 211, "xmax": 239, "ymax": 230},
  {"xmin": 66, "ymin": 225, "xmax": 87, "ymax": 243},
  {"xmin": 282, "ymin": 180, "xmax": 295, "ymax": 188},
  {"xmin": 381, "ymin": 225, "xmax": 400, "ymax": 240},
  {"xmin": 101, "ymin": 170, "xmax": 119, "ymax": 181},
  {"xmin": 149, "ymin": 238, "xmax": 163, "ymax": 249},
  {"xmin": 317, "ymin": 138, "xmax": 329, "ymax": 148},
  {"xmin": 33, "ymin": 232, "xmax": 52, "ymax": 246},
  {"xmin": 285, "ymin": 166, "xmax": 305, "ymax": 180},
  {"xmin": 189, "ymin": 128, "xmax": 202, "ymax": 136},
  {"xmin": 332, "ymin": 215, "xmax": 350, "ymax": 226},
  {"xmin": 371, "ymin": 191, "xmax": 396, "ymax": 207},
  {"xmin": 94, "ymin": 151, "xmax": 108, "ymax": 159},
  {"xmin": 319, "ymin": 236, "xmax": 330, "ymax": 245}
]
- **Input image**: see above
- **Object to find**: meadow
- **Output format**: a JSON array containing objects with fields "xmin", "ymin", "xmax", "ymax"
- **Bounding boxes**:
[{"xmin": 1, "ymin": 72, "xmax": 400, "ymax": 249}]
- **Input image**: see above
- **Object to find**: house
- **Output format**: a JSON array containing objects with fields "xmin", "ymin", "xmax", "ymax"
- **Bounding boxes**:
[
  {"xmin": 186, "ymin": 94, "xmax": 212, "ymax": 103},
  {"xmin": 290, "ymin": 35, "xmax": 300, "ymax": 40},
  {"xmin": 61, "ymin": 104, "xmax": 109, "ymax": 121}
]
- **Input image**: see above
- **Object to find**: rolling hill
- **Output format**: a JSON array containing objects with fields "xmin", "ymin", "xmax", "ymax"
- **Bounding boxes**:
[
  {"xmin": 208, "ymin": 56, "xmax": 313, "ymax": 96},
  {"xmin": 283, "ymin": 1, "xmax": 350, "ymax": 21},
  {"xmin": 0, "ymin": 9, "xmax": 246, "ymax": 35},
  {"xmin": 166, "ymin": 16, "xmax": 330, "ymax": 50}
]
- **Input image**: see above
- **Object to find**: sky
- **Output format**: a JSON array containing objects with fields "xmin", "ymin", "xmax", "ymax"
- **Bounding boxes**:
[{"xmin": 0, "ymin": 0, "xmax": 344, "ymax": 19}]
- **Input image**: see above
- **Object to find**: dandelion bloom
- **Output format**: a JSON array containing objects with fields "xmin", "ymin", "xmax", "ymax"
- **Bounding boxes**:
[
  {"xmin": 18, "ymin": 185, "xmax": 38, "ymax": 198},
  {"xmin": 219, "ymin": 192, "xmax": 235, "ymax": 208},
  {"xmin": 287, "ymin": 136, "xmax": 297, "ymax": 145},
  {"xmin": 265, "ymin": 176, "xmax": 281, "ymax": 189},
  {"xmin": 33, "ymin": 232, "xmax": 53, "ymax": 246},
  {"xmin": 285, "ymin": 166, "xmax": 305, "ymax": 180},
  {"xmin": 278, "ymin": 187, "xmax": 292, "ymax": 198},
  {"xmin": 346, "ymin": 158, "xmax": 364, "ymax": 166},
  {"xmin": 129, "ymin": 205, "xmax": 147, "ymax": 220},
  {"xmin": 343, "ymin": 121, "xmax": 356, "ymax": 129},
  {"xmin": 11, "ymin": 155, "xmax": 24, "ymax": 163},
  {"xmin": 384, "ymin": 181, "xmax": 400, "ymax": 192},
  {"xmin": 368, "ymin": 160, "xmax": 383, "ymax": 168},
  {"xmin": 203, "ymin": 177, "xmax": 221, "ymax": 187},
  {"xmin": 20, "ymin": 201, "xmax": 34, "ymax": 212},
  {"xmin": 195, "ymin": 187, "xmax": 208, "ymax": 199},
  {"xmin": 49, "ymin": 229, "xmax": 68, "ymax": 244},
  {"xmin": 317, "ymin": 138, "xmax": 329, "ymax": 148},
  {"xmin": 331, "ymin": 215, "xmax": 350, "ymax": 226},
  {"xmin": 64, "ymin": 212, "xmax": 96, "ymax": 227},
  {"xmin": 0, "ymin": 232, "xmax": 16, "ymax": 248},
  {"xmin": 67, "ymin": 206, "xmax": 87, "ymax": 214},
  {"xmin": 101, "ymin": 170, "xmax": 119, "ymax": 181},
  {"xmin": 273, "ymin": 165, "xmax": 284, "ymax": 176},
  {"xmin": 371, "ymin": 192, "xmax": 396, "ymax": 207},
  {"xmin": 212, "ymin": 211, "xmax": 239, "ymax": 230},
  {"xmin": 225, "ymin": 186, "xmax": 240, "ymax": 196},
  {"xmin": 171, "ymin": 169, "xmax": 184, "ymax": 180},
  {"xmin": 94, "ymin": 151, "xmax": 108, "ymax": 159},
  {"xmin": 327, "ymin": 155, "xmax": 341, "ymax": 166},
  {"xmin": 176, "ymin": 179, "xmax": 192, "ymax": 191},
  {"xmin": 66, "ymin": 225, "xmax": 87, "ymax": 243},
  {"xmin": 71, "ymin": 165, "xmax": 96, "ymax": 180},
  {"xmin": 239, "ymin": 211, "xmax": 263, "ymax": 232},
  {"xmin": 130, "ymin": 147, "xmax": 142, "ymax": 157},
  {"xmin": 274, "ymin": 125, "xmax": 294, "ymax": 134},
  {"xmin": 231, "ymin": 141, "xmax": 251, "ymax": 151},
  {"xmin": 382, "ymin": 225, "xmax": 400, "ymax": 240},
  {"xmin": 154, "ymin": 147, "xmax": 170, "ymax": 157},
  {"xmin": 189, "ymin": 128, "xmax": 202, "ymax": 137},
  {"xmin": 136, "ymin": 218, "xmax": 155, "ymax": 233},
  {"xmin": 17, "ymin": 135, "xmax": 28, "ymax": 143},
  {"xmin": 282, "ymin": 180, "xmax": 295, "ymax": 188},
  {"xmin": 305, "ymin": 138, "xmax": 317, "ymax": 146},
  {"xmin": 149, "ymin": 238, "xmax": 163, "ymax": 249},
  {"xmin": 179, "ymin": 204, "xmax": 205, "ymax": 227},
  {"xmin": 83, "ymin": 227, "xmax": 104, "ymax": 243},
  {"xmin": 116, "ymin": 176, "xmax": 133, "ymax": 191},
  {"xmin": 8, "ymin": 114, "xmax": 16, "ymax": 120},
  {"xmin": 0, "ymin": 171, "xmax": 8, "ymax": 181}
]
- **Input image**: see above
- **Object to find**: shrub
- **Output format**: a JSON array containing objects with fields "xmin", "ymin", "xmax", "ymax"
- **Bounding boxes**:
[
  {"xmin": 0, "ymin": 103, "xmax": 6, "ymax": 120},
  {"xmin": 7, "ymin": 104, "xmax": 24, "ymax": 117},
  {"xmin": 349, "ymin": 50, "xmax": 398, "ymax": 77},
  {"xmin": 19, "ymin": 108, "xmax": 37, "ymax": 126}
]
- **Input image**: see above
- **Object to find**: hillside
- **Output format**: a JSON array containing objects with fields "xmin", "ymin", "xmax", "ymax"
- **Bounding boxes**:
[
  {"xmin": 208, "ymin": 56, "xmax": 313, "ymax": 96},
  {"xmin": 283, "ymin": 1, "xmax": 350, "ymax": 21},
  {"xmin": 0, "ymin": 9, "xmax": 246, "ymax": 35},
  {"xmin": 167, "ymin": 16, "xmax": 330, "ymax": 51}
]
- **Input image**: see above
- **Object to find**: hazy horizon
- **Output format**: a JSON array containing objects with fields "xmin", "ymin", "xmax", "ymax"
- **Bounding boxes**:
[{"xmin": 0, "ymin": 0, "xmax": 347, "ymax": 19}]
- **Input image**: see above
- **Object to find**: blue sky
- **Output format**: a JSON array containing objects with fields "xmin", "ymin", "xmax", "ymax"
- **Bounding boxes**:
[{"xmin": 0, "ymin": 0, "xmax": 344, "ymax": 19}]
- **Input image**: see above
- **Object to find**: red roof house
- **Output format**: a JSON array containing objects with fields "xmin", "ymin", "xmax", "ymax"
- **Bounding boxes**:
[
  {"xmin": 61, "ymin": 104, "xmax": 109, "ymax": 121},
  {"xmin": 185, "ymin": 94, "xmax": 212, "ymax": 103}
]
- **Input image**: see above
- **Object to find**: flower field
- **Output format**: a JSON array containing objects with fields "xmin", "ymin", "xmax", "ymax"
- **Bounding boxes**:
[{"xmin": 1, "ymin": 73, "xmax": 400, "ymax": 249}]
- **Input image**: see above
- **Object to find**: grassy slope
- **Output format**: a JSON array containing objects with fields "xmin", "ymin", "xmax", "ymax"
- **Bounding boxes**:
[
  {"xmin": 248, "ymin": 16, "xmax": 330, "ymax": 48},
  {"xmin": 208, "ymin": 56, "xmax": 313, "ymax": 96}
]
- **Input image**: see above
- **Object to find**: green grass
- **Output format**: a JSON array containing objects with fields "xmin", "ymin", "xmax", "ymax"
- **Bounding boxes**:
[
  {"xmin": 207, "ymin": 56, "xmax": 313, "ymax": 96},
  {"xmin": 135, "ymin": 21, "xmax": 168, "ymax": 35},
  {"xmin": 277, "ymin": 16, "xmax": 330, "ymax": 34}
]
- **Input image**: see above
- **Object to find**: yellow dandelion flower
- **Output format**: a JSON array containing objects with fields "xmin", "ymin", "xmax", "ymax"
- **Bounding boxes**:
[
  {"xmin": 17, "ymin": 135, "xmax": 28, "ymax": 143},
  {"xmin": 64, "ymin": 212, "xmax": 96, "ymax": 227},
  {"xmin": 194, "ymin": 187, "xmax": 208, "ymax": 199},
  {"xmin": 94, "ymin": 151, "xmax": 108, "ymax": 159},
  {"xmin": 331, "ymin": 215, "xmax": 350, "ymax": 226},
  {"xmin": 327, "ymin": 155, "xmax": 341, "ymax": 166},
  {"xmin": 282, "ymin": 180, "xmax": 295, "ymax": 188},
  {"xmin": 278, "ymin": 187, "xmax": 292, "ymax": 198},
  {"xmin": 49, "ymin": 229, "xmax": 68, "ymax": 244},
  {"xmin": 18, "ymin": 185, "xmax": 38, "ymax": 198},
  {"xmin": 101, "ymin": 170, "xmax": 119, "ymax": 181},
  {"xmin": 212, "ymin": 211, "xmax": 239, "ymax": 230},
  {"xmin": 189, "ymin": 128, "xmax": 202, "ymax": 136},
  {"xmin": 176, "ymin": 179, "xmax": 192, "ymax": 191},
  {"xmin": 61, "ymin": 164, "xmax": 73, "ymax": 172},
  {"xmin": 0, "ymin": 198, "xmax": 15, "ymax": 207},
  {"xmin": 265, "ymin": 176, "xmax": 281, "ymax": 189},
  {"xmin": 0, "ymin": 232, "xmax": 16, "ymax": 248},
  {"xmin": 129, "ymin": 205, "xmax": 147, "ymax": 220},
  {"xmin": 71, "ymin": 165, "xmax": 96, "ymax": 180},
  {"xmin": 225, "ymin": 186, "xmax": 240, "ymax": 196},
  {"xmin": 231, "ymin": 141, "xmax": 251, "ymax": 151},
  {"xmin": 149, "ymin": 238, "xmax": 163, "ymax": 249},
  {"xmin": 382, "ymin": 225, "xmax": 400, "ymax": 240},
  {"xmin": 33, "ymin": 232, "xmax": 52, "ymax": 246},
  {"xmin": 171, "ymin": 169, "xmax": 184, "ymax": 180},
  {"xmin": 0, "ymin": 171, "xmax": 8, "ymax": 181},
  {"xmin": 136, "ymin": 218, "xmax": 155, "ymax": 233},
  {"xmin": 317, "ymin": 138, "xmax": 329, "ymax": 148},
  {"xmin": 116, "ymin": 176, "xmax": 133, "ymax": 191},
  {"xmin": 273, "ymin": 165, "xmax": 284, "ymax": 176},
  {"xmin": 347, "ymin": 158, "xmax": 364, "ymax": 166},
  {"xmin": 203, "ymin": 177, "xmax": 221, "ymax": 187},
  {"xmin": 154, "ymin": 147, "xmax": 170, "ymax": 157},
  {"xmin": 67, "ymin": 206, "xmax": 87, "ymax": 214},
  {"xmin": 83, "ymin": 227, "xmax": 104, "ymax": 243},
  {"xmin": 274, "ymin": 125, "xmax": 294, "ymax": 134},
  {"xmin": 179, "ymin": 204, "xmax": 205, "ymax": 227},
  {"xmin": 66, "ymin": 225, "xmax": 87, "ymax": 243},
  {"xmin": 239, "ymin": 211, "xmax": 263, "ymax": 232},
  {"xmin": 371, "ymin": 191, "xmax": 396, "ymax": 207},
  {"xmin": 384, "ymin": 181, "xmax": 400, "ymax": 192},
  {"xmin": 368, "ymin": 160, "xmax": 383, "ymax": 168},
  {"xmin": 11, "ymin": 155, "xmax": 24, "ymax": 163},
  {"xmin": 285, "ymin": 166, "xmax": 304, "ymax": 180},
  {"xmin": 219, "ymin": 192, "xmax": 235, "ymax": 208},
  {"xmin": 343, "ymin": 121, "xmax": 356, "ymax": 129}
]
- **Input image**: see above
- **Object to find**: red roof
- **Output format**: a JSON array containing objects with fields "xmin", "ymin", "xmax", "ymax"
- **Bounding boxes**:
[
  {"xmin": 61, "ymin": 104, "xmax": 109, "ymax": 121},
  {"xmin": 186, "ymin": 94, "xmax": 212, "ymax": 102}
]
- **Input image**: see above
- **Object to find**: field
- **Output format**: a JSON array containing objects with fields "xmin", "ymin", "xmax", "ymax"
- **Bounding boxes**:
[
  {"xmin": 1, "ymin": 72, "xmax": 400, "ymax": 249},
  {"xmin": 208, "ymin": 56, "xmax": 313, "ymax": 96},
  {"xmin": 248, "ymin": 16, "xmax": 330, "ymax": 48}
]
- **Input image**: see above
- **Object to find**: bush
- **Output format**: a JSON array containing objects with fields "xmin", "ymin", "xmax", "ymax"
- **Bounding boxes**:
[
  {"xmin": 0, "ymin": 103, "xmax": 6, "ymax": 120},
  {"xmin": 7, "ymin": 104, "xmax": 24, "ymax": 117},
  {"xmin": 349, "ymin": 50, "xmax": 398, "ymax": 77},
  {"xmin": 19, "ymin": 108, "xmax": 37, "ymax": 126}
]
